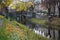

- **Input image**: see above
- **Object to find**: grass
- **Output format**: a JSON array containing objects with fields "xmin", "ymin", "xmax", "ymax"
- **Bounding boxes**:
[
  {"xmin": 29, "ymin": 18, "xmax": 47, "ymax": 26},
  {"xmin": 0, "ymin": 18, "xmax": 8, "ymax": 40},
  {"xmin": 0, "ymin": 15, "xmax": 4, "ymax": 19},
  {"xmin": 0, "ymin": 16, "xmax": 49, "ymax": 40},
  {"xmin": 10, "ymin": 20, "xmax": 48, "ymax": 40}
]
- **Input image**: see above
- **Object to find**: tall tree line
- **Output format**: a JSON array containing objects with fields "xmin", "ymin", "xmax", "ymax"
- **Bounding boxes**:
[{"xmin": 42, "ymin": 0, "xmax": 60, "ymax": 40}]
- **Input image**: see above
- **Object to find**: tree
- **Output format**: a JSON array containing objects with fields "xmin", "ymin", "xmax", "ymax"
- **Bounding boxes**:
[
  {"xmin": 0, "ymin": 0, "xmax": 14, "ymax": 19},
  {"xmin": 26, "ymin": 2, "xmax": 34, "ymax": 8},
  {"xmin": 2, "ymin": 0, "xmax": 14, "ymax": 6},
  {"xmin": 41, "ymin": 0, "xmax": 57, "ymax": 39},
  {"xmin": 15, "ymin": 2, "xmax": 34, "ymax": 11},
  {"xmin": 43, "ymin": 0, "xmax": 60, "ymax": 40},
  {"xmin": 16, "ymin": 2, "xmax": 27, "ymax": 11}
]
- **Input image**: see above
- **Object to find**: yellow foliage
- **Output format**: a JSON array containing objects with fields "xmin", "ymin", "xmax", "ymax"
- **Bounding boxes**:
[
  {"xmin": 3, "ymin": 0, "xmax": 14, "ymax": 6},
  {"xmin": 26, "ymin": 2, "xmax": 34, "ymax": 8},
  {"xmin": 12, "ymin": 2, "xmax": 34, "ymax": 11},
  {"xmin": 16, "ymin": 2, "xmax": 34, "ymax": 11},
  {"xmin": 8, "ymin": 2, "xmax": 27, "ymax": 11},
  {"xmin": 11, "ymin": 4, "xmax": 16, "ymax": 9},
  {"xmin": 16, "ymin": 2, "xmax": 27, "ymax": 11}
]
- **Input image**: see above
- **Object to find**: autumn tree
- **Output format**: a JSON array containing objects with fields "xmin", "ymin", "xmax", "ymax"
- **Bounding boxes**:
[{"xmin": 0, "ymin": 0, "xmax": 14, "ymax": 19}]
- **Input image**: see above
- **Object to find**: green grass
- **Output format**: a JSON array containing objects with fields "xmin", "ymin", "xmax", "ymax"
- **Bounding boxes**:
[
  {"xmin": 10, "ymin": 20, "xmax": 49, "ymax": 40},
  {"xmin": 0, "ymin": 18, "xmax": 8, "ymax": 40},
  {"xmin": 9, "ymin": 18, "xmax": 49, "ymax": 40},
  {"xmin": 0, "ymin": 16, "xmax": 49, "ymax": 40},
  {"xmin": 0, "ymin": 15, "xmax": 4, "ymax": 19},
  {"xmin": 29, "ymin": 18, "xmax": 47, "ymax": 25}
]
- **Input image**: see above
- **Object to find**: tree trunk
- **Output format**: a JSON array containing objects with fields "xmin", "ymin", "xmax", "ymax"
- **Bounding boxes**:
[
  {"xmin": 21, "ymin": 11, "xmax": 25, "ymax": 24},
  {"xmin": 4, "ymin": 6, "xmax": 9, "ymax": 19},
  {"xmin": 58, "ymin": 3, "xmax": 60, "ymax": 40},
  {"xmin": 59, "ymin": 8, "xmax": 60, "ymax": 17},
  {"xmin": 53, "ymin": 29, "xmax": 55, "ymax": 40},
  {"xmin": 48, "ymin": 25, "xmax": 51, "ymax": 38},
  {"xmin": 48, "ymin": 7, "xmax": 51, "ymax": 38},
  {"xmin": 58, "ymin": 30, "xmax": 60, "ymax": 40},
  {"xmin": 53, "ymin": 6, "xmax": 55, "ymax": 40},
  {"xmin": 53, "ymin": 6, "xmax": 55, "ymax": 17},
  {"xmin": 48, "ymin": 8, "xmax": 50, "ymax": 16},
  {"xmin": 32, "ymin": 12, "xmax": 36, "ymax": 18}
]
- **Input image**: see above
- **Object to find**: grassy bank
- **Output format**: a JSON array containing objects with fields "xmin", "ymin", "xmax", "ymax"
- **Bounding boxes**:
[{"xmin": 0, "ymin": 16, "xmax": 49, "ymax": 40}]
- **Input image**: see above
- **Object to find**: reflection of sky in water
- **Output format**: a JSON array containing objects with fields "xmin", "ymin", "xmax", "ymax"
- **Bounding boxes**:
[
  {"xmin": 18, "ymin": 0, "xmax": 29, "ymax": 2},
  {"xmin": 22, "ymin": 0, "xmax": 29, "ymax": 2},
  {"xmin": 17, "ymin": 0, "xmax": 41, "ymax": 2},
  {"xmin": 34, "ymin": 0, "xmax": 41, "ymax": 3},
  {"xmin": 14, "ymin": 0, "xmax": 42, "ymax": 2}
]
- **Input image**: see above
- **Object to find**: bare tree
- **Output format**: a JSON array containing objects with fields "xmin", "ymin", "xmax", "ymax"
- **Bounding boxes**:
[{"xmin": 41, "ymin": 0, "xmax": 57, "ymax": 39}]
